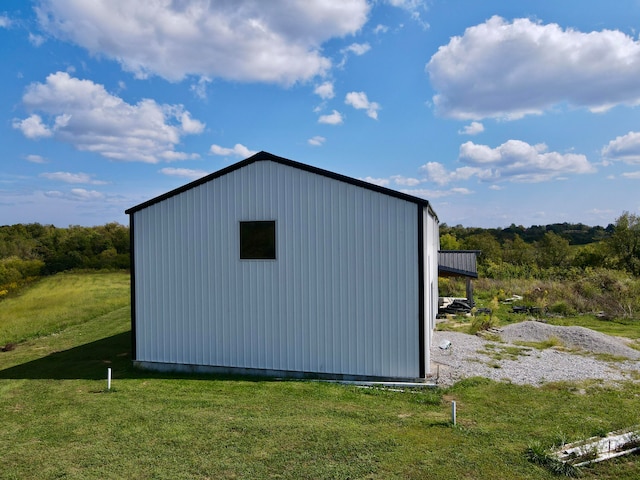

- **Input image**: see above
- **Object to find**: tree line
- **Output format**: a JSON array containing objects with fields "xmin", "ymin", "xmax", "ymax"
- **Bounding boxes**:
[
  {"xmin": 0, "ymin": 212, "xmax": 639, "ymax": 293},
  {"xmin": 0, "ymin": 223, "xmax": 129, "ymax": 293},
  {"xmin": 441, "ymin": 212, "xmax": 640, "ymax": 278}
]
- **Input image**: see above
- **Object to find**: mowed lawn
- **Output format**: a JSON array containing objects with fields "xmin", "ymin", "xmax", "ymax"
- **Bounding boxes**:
[{"xmin": 0, "ymin": 272, "xmax": 639, "ymax": 479}]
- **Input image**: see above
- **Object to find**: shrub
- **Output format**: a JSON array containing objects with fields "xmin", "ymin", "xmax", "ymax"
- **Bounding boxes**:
[{"xmin": 549, "ymin": 301, "xmax": 576, "ymax": 316}]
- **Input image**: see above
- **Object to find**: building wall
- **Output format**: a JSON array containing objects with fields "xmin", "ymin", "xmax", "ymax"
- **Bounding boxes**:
[
  {"xmin": 423, "ymin": 207, "xmax": 440, "ymax": 342},
  {"xmin": 132, "ymin": 160, "xmax": 427, "ymax": 379}
]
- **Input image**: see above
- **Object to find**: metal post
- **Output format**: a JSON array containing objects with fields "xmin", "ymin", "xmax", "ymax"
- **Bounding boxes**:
[{"xmin": 451, "ymin": 401, "xmax": 457, "ymax": 425}]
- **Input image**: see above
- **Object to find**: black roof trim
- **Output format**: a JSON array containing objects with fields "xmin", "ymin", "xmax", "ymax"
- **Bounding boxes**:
[
  {"xmin": 438, "ymin": 266, "xmax": 479, "ymax": 279},
  {"xmin": 125, "ymin": 151, "xmax": 438, "ymax": 219},
  {"xmin": 438, "ymin": 250, "xmax": 482, "ymax": 254}
]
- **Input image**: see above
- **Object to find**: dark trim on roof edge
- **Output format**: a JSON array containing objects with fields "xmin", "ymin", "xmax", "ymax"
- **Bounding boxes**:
[
  {"xmin": 438, "ymin": 266, "xmax": 479, "ymax": 279},
  {"xmin": 438, "ymin": 250, "xmax": 482, "ymax": 254},
  {"xmin": 125, "ymin": 151, "xmax": 438, "ymax": 220},
  {"xmin": 417, "ymin": 205, "xmax": 426, "ymax": 379}
]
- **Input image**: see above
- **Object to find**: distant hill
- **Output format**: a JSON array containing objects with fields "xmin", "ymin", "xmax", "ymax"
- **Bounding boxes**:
[{"xmin": 441, "ymin": 222, "xmax": 611, "ymax": 246}]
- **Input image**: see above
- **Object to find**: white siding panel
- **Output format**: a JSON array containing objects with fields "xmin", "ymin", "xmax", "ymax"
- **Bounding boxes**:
[
  {"xmin": 422, "ymin": 207, "xmax": 440, "ymax": 374},
  {"xmin": 134, "ymin": 160, "xmax": 421, "ymax": 379}
]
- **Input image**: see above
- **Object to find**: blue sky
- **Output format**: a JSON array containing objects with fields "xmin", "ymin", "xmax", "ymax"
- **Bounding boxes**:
[{"xmin": 2, "ymin": 0, "xmax": 640, "ymax": 228}]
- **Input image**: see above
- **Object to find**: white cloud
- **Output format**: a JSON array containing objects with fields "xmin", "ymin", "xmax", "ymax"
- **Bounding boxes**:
[
  {"xmin": 318, "ymin": 110, "xmax": 344, "ymax": 125},
  {"xmin": 45, "ymin": 188, "xmax": 104, "ymax": 201},
  {"xmin": 386, "ymin": 0, "xmax": 429, "ymax": 29},
  {"xmin": 460, "ymin": 140, "xmax": 596, "ymax": 180},
  {"xmin": 390, "ymin": 175, "xmax": 421, "ymax": 186},
  {"xmin": 36, "ymin": 0, "xmax": 371, "ymax": 85},
  {"xmin": 13, "ymin": 114, "xmax": 52, "ymax": 139},
  {"xmin": 0, "ymin": 188, "xmax": 129, "ymax": 225},
  {"xmin": 458, "ymin": 121, "xmax": 484, "ymax": 136},
  {"xmin": 29, "ymin": 33, "xmax": 46, "ymax": 46},
  {"xmin": 361, "ymin": 176, "xmax": 390, "ymax": 187},
  {"xmin": 602, "ymin": 131, "xmax": 640, "ymax": 164},
  {"xmin": 190, "ymin": 76, "xmax": 211, "ymax": 100},
  {"xmin": 342, "ymin": 42, "xmax": 371, "ymax": 56},
  {"xmin": 314, "ymin": 81, "xmax": 335, "ymax": 100},
  {"xmin": 25, "ymin": 154, "xmax": 48, "ymax": 164},
  {"xmin": 70, "ymin": 188, "xmax": 104, "ymax": 200},
  {"xmin": 373, "ymin": 24, "xmax": 389, "ymax": 35},
  {"xmin": 427, "ymin": 16, "xmax": 640, "ymax": 119},
  {"xmin": 178, "ymin": 111, "xmax": 205, "ymax": 134},
  {"xmin": 157, "ymin": 151, "xmax": 200, "ymax": 162},
  {"xmin": 420, "ymin": 161, "xmax": 480, "ymax": 186},
  {"xmin": 359, "ymin": 174, "xmax": 422, "ymax": 188},
  {"xmin": 450, "ymin": 187, "xmax": 473, "ymax": 195},
  {"xmin": 423, "ymin": 140, "xmax": 596, "ymax": 185},
  {"xmin": 0, "ymin": 15, "xmax": 11, "ymax": 28},
  {"xmin": 622, "ymin": 171, "xmax": 640, "ymax": 179},
  {"xmin": 345, "ymin": 91, "xmax": 380, "ymax": 119},
  {"xmin": 13, "ymin": 72, "xmax": 203, "ymax": 163},
  {"xmin": 160, "ymin": 168, "xmax": 208, "ymax": 180},
  {"xmin": 337, "ymin": 42, "xmax": 372, "ymax": 68},
  {"xmin": 401, "ymin": 187, "xmax": 472, "ymax": 199},
  {"xmin": 40, "ymin": 171, "xmax": 108, "ymax": 184},
  {"xmin": 308, "ymin": 136, "xmax": 326, "ymax": 146},
  {"xmin": 209, "ymin": 143, "xmax": 257, "ymax": 158}
]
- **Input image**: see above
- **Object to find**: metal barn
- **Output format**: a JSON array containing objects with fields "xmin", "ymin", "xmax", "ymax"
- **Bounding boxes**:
[{"xmin": 126, "ymin": 151, "xmax": 439, "ymax": 381}]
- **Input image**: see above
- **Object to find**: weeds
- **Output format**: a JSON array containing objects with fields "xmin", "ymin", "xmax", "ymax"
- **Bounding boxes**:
[
  {"xmin": 525, "ymin": 441, "xmax": 582, "ymax": 477},
  {"xmin": 448, "ymin": 269, "xmax": 640, "ymax": 321},
  {"xmin": 515, "ymin": 336, "xmax": 565, "ymax": 350},
  {"xmin": 470, "ymin": 315, "xmax": 497, "ymax": 334},
  {"xmin": 477, "ymin": 344, "xmax": 531, "ymax": 362}
]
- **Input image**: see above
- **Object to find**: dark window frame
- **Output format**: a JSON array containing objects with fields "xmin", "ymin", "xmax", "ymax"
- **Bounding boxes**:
[{"xmin": 239, "ymin": 221, "xmax": 276, "ymax": 260}]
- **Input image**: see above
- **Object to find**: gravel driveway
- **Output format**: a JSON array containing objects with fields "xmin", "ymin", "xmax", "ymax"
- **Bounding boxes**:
[{"xmin": 430, "ymin": 321, "xmax": 640, "ymax": 387}]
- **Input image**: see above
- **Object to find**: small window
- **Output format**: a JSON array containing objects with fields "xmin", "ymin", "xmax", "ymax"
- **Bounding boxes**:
[{"xmin": 240, "ymin": 221, "xmax": 276, "ymax": 259}]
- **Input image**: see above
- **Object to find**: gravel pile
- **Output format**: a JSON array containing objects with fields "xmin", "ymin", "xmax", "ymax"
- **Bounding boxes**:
[
  {"xmin": 430, "ymin": 321, "xmax": 640, "ymax": 387},
  {"xmin": 500, "ymin": 321, "xmax": 640, "ymax": 360}
]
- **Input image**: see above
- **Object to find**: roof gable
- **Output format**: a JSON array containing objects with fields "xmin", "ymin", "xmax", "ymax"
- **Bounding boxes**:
[{"xmin": 125, "ymin": 151, "xmax": 437, "ymax": 218}]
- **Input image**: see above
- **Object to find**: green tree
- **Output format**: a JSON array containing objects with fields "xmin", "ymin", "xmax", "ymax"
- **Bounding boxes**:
[
  {"xmin": 440, "ymin": 233, "xmax": 461, "ymax": 250},
  {"xmin": 572, "ymin": 242, "xmax": 607, "ymax": 269},
  {"xmin": 502, "ymin": 234, "xmax": 535, "ymax": 266},
  {"xmin": 536, "ymin": 231, "xmax": 571, "ymax": 269},
  {"xmin": 608, "ymin": 211, "xmax": 640, "ymax": 276},
  {"xmin": 463, "ymin": 233, "xmax": 501, "ymax": 265}
]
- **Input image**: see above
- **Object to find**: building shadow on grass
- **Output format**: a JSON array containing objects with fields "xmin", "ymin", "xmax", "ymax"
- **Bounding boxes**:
[
  {"xmin": 0, "ymin": 332, "xmax": 275, "ymax": 383},
  {"xmin": 0, "ymin": 332, "xmax": 135, "ymax": 380}
]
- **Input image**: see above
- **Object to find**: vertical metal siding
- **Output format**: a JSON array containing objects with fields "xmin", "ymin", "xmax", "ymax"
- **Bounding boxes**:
[
  {"xmin": 422, "ymin": 208, "xmax": 440, "ymax": 374},
  {"xmin": 134, "ymin": 160, "xmax": 421, "ymax": 378}
]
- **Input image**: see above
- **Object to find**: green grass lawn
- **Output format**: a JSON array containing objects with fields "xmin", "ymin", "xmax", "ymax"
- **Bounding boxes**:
[
  {"xmin": 0, "ymin": 270, "xmax": 130, "ymax": 345},
  {"xmin": 1, "ymin": 272, "xmax": 639, "ymax": 479}
]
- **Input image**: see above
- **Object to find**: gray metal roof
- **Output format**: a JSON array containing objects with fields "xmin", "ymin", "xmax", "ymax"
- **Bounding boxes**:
[
  {"xmin": 126, "ymin": 151, "xmax": 438, "ymax": 221},
  {"xmin": 438, "ymin": 250, "xmax": 480, "ymax": 278}
]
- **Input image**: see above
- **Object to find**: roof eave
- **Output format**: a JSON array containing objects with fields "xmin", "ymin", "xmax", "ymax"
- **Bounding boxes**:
[{"xmin": 125, "ymin": 151, "xmax": 438, "ymax": 217}]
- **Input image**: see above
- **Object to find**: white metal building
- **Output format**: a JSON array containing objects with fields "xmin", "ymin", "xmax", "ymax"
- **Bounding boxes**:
[{"xmin": 126, "ymin": 151, "xmax": 439, "ymax": 381}]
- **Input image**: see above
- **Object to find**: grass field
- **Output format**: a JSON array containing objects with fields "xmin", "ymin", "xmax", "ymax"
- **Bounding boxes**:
[
  {"xmin": 0, "ymin": 270, "xmax": 130, "ymax": 345},
  {"xmin": 1, "ymin": 272, "xmax": 639, "ymax": 479}
]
